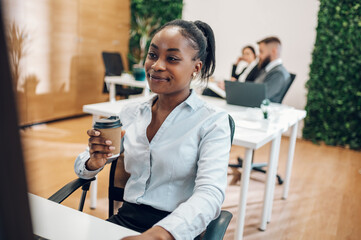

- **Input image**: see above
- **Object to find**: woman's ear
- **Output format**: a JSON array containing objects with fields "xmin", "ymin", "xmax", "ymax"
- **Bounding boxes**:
[{"xmin": 194, "ymin": 61, "xmax": 203, "ymax": 75}]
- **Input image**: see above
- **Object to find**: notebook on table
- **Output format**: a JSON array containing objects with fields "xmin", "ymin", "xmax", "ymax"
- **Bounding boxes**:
[{"xmin": 224, "ymin": 80, "xmax": 267, "ymax": 107}]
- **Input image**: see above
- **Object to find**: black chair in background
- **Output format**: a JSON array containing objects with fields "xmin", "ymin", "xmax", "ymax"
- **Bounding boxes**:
[
  {"xmin": 49, "ymin": 115, "xmax": 236, "ymax": 240},
  {"xmin": 229, "ymin": 73, "xmax": 296, "ymax": 185},
  {"xmin": 101, "ymin": 52, "xmax": 143, "ymax": 99}
]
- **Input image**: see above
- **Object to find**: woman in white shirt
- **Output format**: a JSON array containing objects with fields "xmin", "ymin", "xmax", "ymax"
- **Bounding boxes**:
[
  {"xmin": 204, "ymin": 45, "xmax": 259, "ymax": 97},
  {"xmin": 230, "ymin": 45, "xmax": 259, "ymax": 82},
  {"xmin": 74, "ymin": 19, "xmax": 231, "ymax": 240}
]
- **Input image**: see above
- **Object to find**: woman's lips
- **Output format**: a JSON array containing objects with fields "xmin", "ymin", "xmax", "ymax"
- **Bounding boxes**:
[{"xmin": 149, "ymin": 74, "xmax": 170, "ymax": 82}]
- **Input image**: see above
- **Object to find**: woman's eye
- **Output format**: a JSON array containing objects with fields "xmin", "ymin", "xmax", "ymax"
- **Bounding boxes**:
[
  {"xmin": 168, "ymin": 56, "xmax": 180, "ymax": 62},
  {"xmin": 148, "ymin": 52, "xmax": 157, "ymax": 59}
]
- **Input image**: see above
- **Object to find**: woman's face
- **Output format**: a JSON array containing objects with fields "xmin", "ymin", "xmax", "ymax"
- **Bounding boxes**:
[
  {"xmin": 242, "ymin": 47, "xmax": 256, "ymax": 64},
  {"xmin": 144, "ymin": 27, "xmax": 202, "ymax": 97}
]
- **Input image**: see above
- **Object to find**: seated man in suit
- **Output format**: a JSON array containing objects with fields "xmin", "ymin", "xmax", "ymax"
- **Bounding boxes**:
[{"xmin": 254, "ymin": 36, "xmax": 290, "ymax": 103}]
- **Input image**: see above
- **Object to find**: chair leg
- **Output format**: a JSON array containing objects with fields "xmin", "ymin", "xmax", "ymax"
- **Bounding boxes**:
[
  {"xmin": 78, "ymin": 189, "xmax": 88, "ymax": 211},
  {"xmin": 78, "ymin": 181, "xmax": 92, "ymax": 211},
  {"xmin": 236, "ymin": 156, "xmax": 284, "ymax": 185},
  {"xmin": 229, "ymin": 168, "xmax": 241, "ymax": 185},
  {"xmin": 253, "ymin": 167, "xmax": 283, "ymax": 185},
  {"xmin": 253, "ymin": 166, "xmax": 267, "ymax": 174},
  {"xmin": 276, "ymin": 174, "xmax": 284, "ymax": 185},
  {"xmin": 237, "ymin": 157, "xmax": 243, "ymax": 167},
  {"xmin": 109, "ymin": 198, "xmax": 114, "ymax": 218}
]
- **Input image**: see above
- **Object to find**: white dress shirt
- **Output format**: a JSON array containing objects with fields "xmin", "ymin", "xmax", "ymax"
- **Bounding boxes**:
[
  {"xmin": 239, "ymin": 59, "xmax": 258, "ymax": 82},
  {"xmin": 74, "ymin": 90, "xmax": 231, "ymax": 239},
  {"xmin": 265, "ymin": 58, "xmax": 283, "ymax": 72}
]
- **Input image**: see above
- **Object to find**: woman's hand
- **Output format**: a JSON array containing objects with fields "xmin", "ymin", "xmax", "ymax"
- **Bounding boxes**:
[
  {"xmin": 121, "ymin": 226, "xmax": 174, "ymax": 240},
  {"xmin": 85, "ymin": 129, "xmax": 125, "ymax": 171},
  {"xmin": 234, "ymin": 56, "xmax": 244, "ymax": 65}
]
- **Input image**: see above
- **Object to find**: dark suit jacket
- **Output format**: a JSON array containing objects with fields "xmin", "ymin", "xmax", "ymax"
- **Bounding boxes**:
[
  {"xmin": 254, "ymin": 64, "xmax": 290, "ymax": 103},
  {"xmin": 231, "ymin": 64, "xmax": 261, "ymax": 82}
]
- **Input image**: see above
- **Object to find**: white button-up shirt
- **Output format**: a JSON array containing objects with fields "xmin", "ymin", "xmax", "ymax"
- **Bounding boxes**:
[
  {"xmin": 265, "ymin": 58, "xmax": 283, "ymax": 72},
  {"xmin": 74, "ymin": 91, "xmax": 231, "ymax": 239}
]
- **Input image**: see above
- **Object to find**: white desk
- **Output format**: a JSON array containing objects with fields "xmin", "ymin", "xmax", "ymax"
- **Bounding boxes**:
[
  {"xmin": 29, "ymin": 193, "xmax": 138, "ymax": 240},
  {"xmin": 105, "ymin": 74, "xmax": 149, "ymax": 102},
  {"xmin": 83, "ymin": 95, "xmax": 306, "ymax": 239}
]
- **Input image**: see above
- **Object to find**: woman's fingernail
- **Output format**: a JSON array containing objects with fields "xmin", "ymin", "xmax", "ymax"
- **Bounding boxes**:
[
  {"xmin": 106, "ymin": 140, "xmax": 112, "ymax": 145},
  {"xmin": 94, "ymin": 131, "xmax": 100, "ymax": 136},
  {"xmin": 109, "ymin": 146, "xmax": 115, "ymax": 150},
  {"xmin": 107, "ymin": 153, "xmax": 113, "ymax": 157}
]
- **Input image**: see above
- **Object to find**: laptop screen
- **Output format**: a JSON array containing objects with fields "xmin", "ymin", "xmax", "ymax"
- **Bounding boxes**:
[{"xmin": 224, "ymin": 81, "xmax": 267, "ymax": 107}]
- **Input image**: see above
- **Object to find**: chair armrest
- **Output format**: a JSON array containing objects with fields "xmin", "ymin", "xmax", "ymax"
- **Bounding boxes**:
[
  {"xmin": 48, "ymin": 177, "xmax": 96, "ymax": 204},
  {"xmin": 202, "ymin": 210, "xmax": 233, "ymax": 240}
]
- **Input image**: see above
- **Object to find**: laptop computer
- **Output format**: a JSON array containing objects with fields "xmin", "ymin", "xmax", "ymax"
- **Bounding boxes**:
[{"xmin": 224, "ymin": 80, "xmax": 267, "ymax": 107}]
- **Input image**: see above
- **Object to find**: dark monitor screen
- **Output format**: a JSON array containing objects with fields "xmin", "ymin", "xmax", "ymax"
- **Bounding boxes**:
[{"xmin": 0, "ymin": 2, "xmax": 34, "ymax": 239}]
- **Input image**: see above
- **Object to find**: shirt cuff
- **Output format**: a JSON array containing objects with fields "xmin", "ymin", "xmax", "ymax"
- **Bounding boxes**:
[
  {"xmin": 74, "ymin": 149, "xmax": 103, "ymax": 179},
  {"xmin": 155, "ymin": 213, "xmax": 195, "ymax": 240}
]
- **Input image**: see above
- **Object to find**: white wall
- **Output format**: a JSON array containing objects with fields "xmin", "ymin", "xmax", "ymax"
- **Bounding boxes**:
[{"xmin": 183, "ymin": 0, "xmax": 319, "ymax": 110}]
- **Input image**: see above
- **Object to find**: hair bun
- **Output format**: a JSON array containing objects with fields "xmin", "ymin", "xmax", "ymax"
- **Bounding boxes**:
[{"xmin": 194, "ymin": 21, "xmax": 209, "ymax": 38}]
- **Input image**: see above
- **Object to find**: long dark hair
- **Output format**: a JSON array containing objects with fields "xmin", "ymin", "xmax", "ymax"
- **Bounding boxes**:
[
  {"xmin": 242, "ymin": 45, "xmax": 256, "ymax": 57},
  {"xmin": 155, "ymin": 19, "xmax": 216, "ymax": 82}
]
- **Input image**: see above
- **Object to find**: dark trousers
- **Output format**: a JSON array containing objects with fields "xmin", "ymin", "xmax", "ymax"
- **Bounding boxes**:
[
  {"xmin": 107, "ymin": 201, "xmax": 170, "ymax": 233},
  {"xmin": 107, "ymin": 201, "xmax": 203, "ymax": 239}
]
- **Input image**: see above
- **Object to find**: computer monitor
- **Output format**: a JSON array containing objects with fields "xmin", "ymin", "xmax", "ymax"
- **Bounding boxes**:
[{"xmin": 0, "ymin": 2, "xmax": 34, "ymax": 239}]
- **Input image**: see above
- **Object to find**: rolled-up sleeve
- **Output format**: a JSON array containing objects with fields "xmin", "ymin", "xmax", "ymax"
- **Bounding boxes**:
[{"xmin": 155, "ymin": 112, "xmax": 231, "ymax": 239}]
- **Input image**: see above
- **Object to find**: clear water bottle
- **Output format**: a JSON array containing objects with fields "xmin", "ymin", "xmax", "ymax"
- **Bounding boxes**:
[{"xmin": 260, "ymin": 99, "xmax": 270, "ymax": 119}]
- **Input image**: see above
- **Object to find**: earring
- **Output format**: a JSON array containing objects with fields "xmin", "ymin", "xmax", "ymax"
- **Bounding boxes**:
[{"xmin": 193, "ymin": 72, "xmax": 197, "ymax": 78}]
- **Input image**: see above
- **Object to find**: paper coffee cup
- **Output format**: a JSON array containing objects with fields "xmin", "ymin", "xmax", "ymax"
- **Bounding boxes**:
[{"xmin": 93, "ymin": 116, "xmax": 122, "ymax": 157}]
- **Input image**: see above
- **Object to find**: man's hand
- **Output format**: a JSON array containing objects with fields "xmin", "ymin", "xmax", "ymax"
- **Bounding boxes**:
[{"xmin": 121, "ymin": 226, "xmax": 174, "ymax": 240}]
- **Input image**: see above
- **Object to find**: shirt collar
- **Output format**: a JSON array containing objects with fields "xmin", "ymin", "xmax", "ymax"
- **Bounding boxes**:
[
  {"xmin": 265, "ymin": 58, "xmax": 282, "ymax": 72},
  {"xmin": 144, "ymin": 89, "xmax": 202, "ymax": 111},
  {"xmin": 248, "ymin": 59, "xmax": 258, "ymax": 69}
]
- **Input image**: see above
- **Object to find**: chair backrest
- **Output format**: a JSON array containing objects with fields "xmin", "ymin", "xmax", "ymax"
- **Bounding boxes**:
[
  {"xmin": 102, "ymin": 52, "xmax": 124, "ymax": 76},
  {"xmin": 228, "ymin": 114, "xmax": 235, "ymax": 145},
  {"xmin": 279, "ymin": 73, "xmax": 296, "ymax": 103}
]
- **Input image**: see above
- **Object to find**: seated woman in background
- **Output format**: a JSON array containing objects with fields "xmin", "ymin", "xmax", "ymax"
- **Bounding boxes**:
[
  {"xmin": 203, "ymin": 45, "xmax": 260, "ymax": 97},
  {"xmin": 230, "ymin": 45, "xmax": 259, "ymax": 82},
  {"xmin": 74, "ymin": 19, "xmax": 231, "ymax": 240},
  {"xmin": 217, "ymin": 45, "xmax": 260, "ymax": 90}
]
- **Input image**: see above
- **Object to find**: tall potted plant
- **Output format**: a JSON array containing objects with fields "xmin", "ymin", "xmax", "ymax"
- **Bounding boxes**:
[
  {"xmin": 130, "ymin": 14, "xmax": 160, "ymax": 81},
  {"xmin": 128, "ymin": 0, "xmax": 183, "ymax": 80}
]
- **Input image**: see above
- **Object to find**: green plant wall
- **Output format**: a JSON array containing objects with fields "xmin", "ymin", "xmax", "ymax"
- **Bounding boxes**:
[
  {"xmin": 303, "ymin": 0, "xmax": 361, "ymax": 150},
  {"xmin": 128, "ymin": 0, "xmax": 183, "ymax": 68}
]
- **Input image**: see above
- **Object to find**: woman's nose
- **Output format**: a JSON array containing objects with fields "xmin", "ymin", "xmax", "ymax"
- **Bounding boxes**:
[{"xmin": 152, "ymin": 58, "xmax": 166, "ymax": 71}]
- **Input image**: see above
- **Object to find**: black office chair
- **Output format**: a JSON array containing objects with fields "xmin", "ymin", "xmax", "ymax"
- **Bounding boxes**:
[
  {"xmin": 101, "ymin": 52, "xmax": 143, "ymax": 99},
  {"xmin": 49, "ymin": 115, "xmax": 235, "ymax": 240},
  {"xmin": 229, "ymin": 73, "xmax": 296, "ymax": 185}
]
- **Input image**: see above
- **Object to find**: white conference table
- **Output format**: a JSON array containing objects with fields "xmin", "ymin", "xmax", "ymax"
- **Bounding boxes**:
[
  {"xmin": 83, "ymin": 95, "xmax": 306, "ymax": 239},
  {"xmin": 29, "ymin": 193, "xmax": 138, "ymax": 240},
  {"xmin": 105, "ymin": 74, "xmax": 149, "ymax": 102}
]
